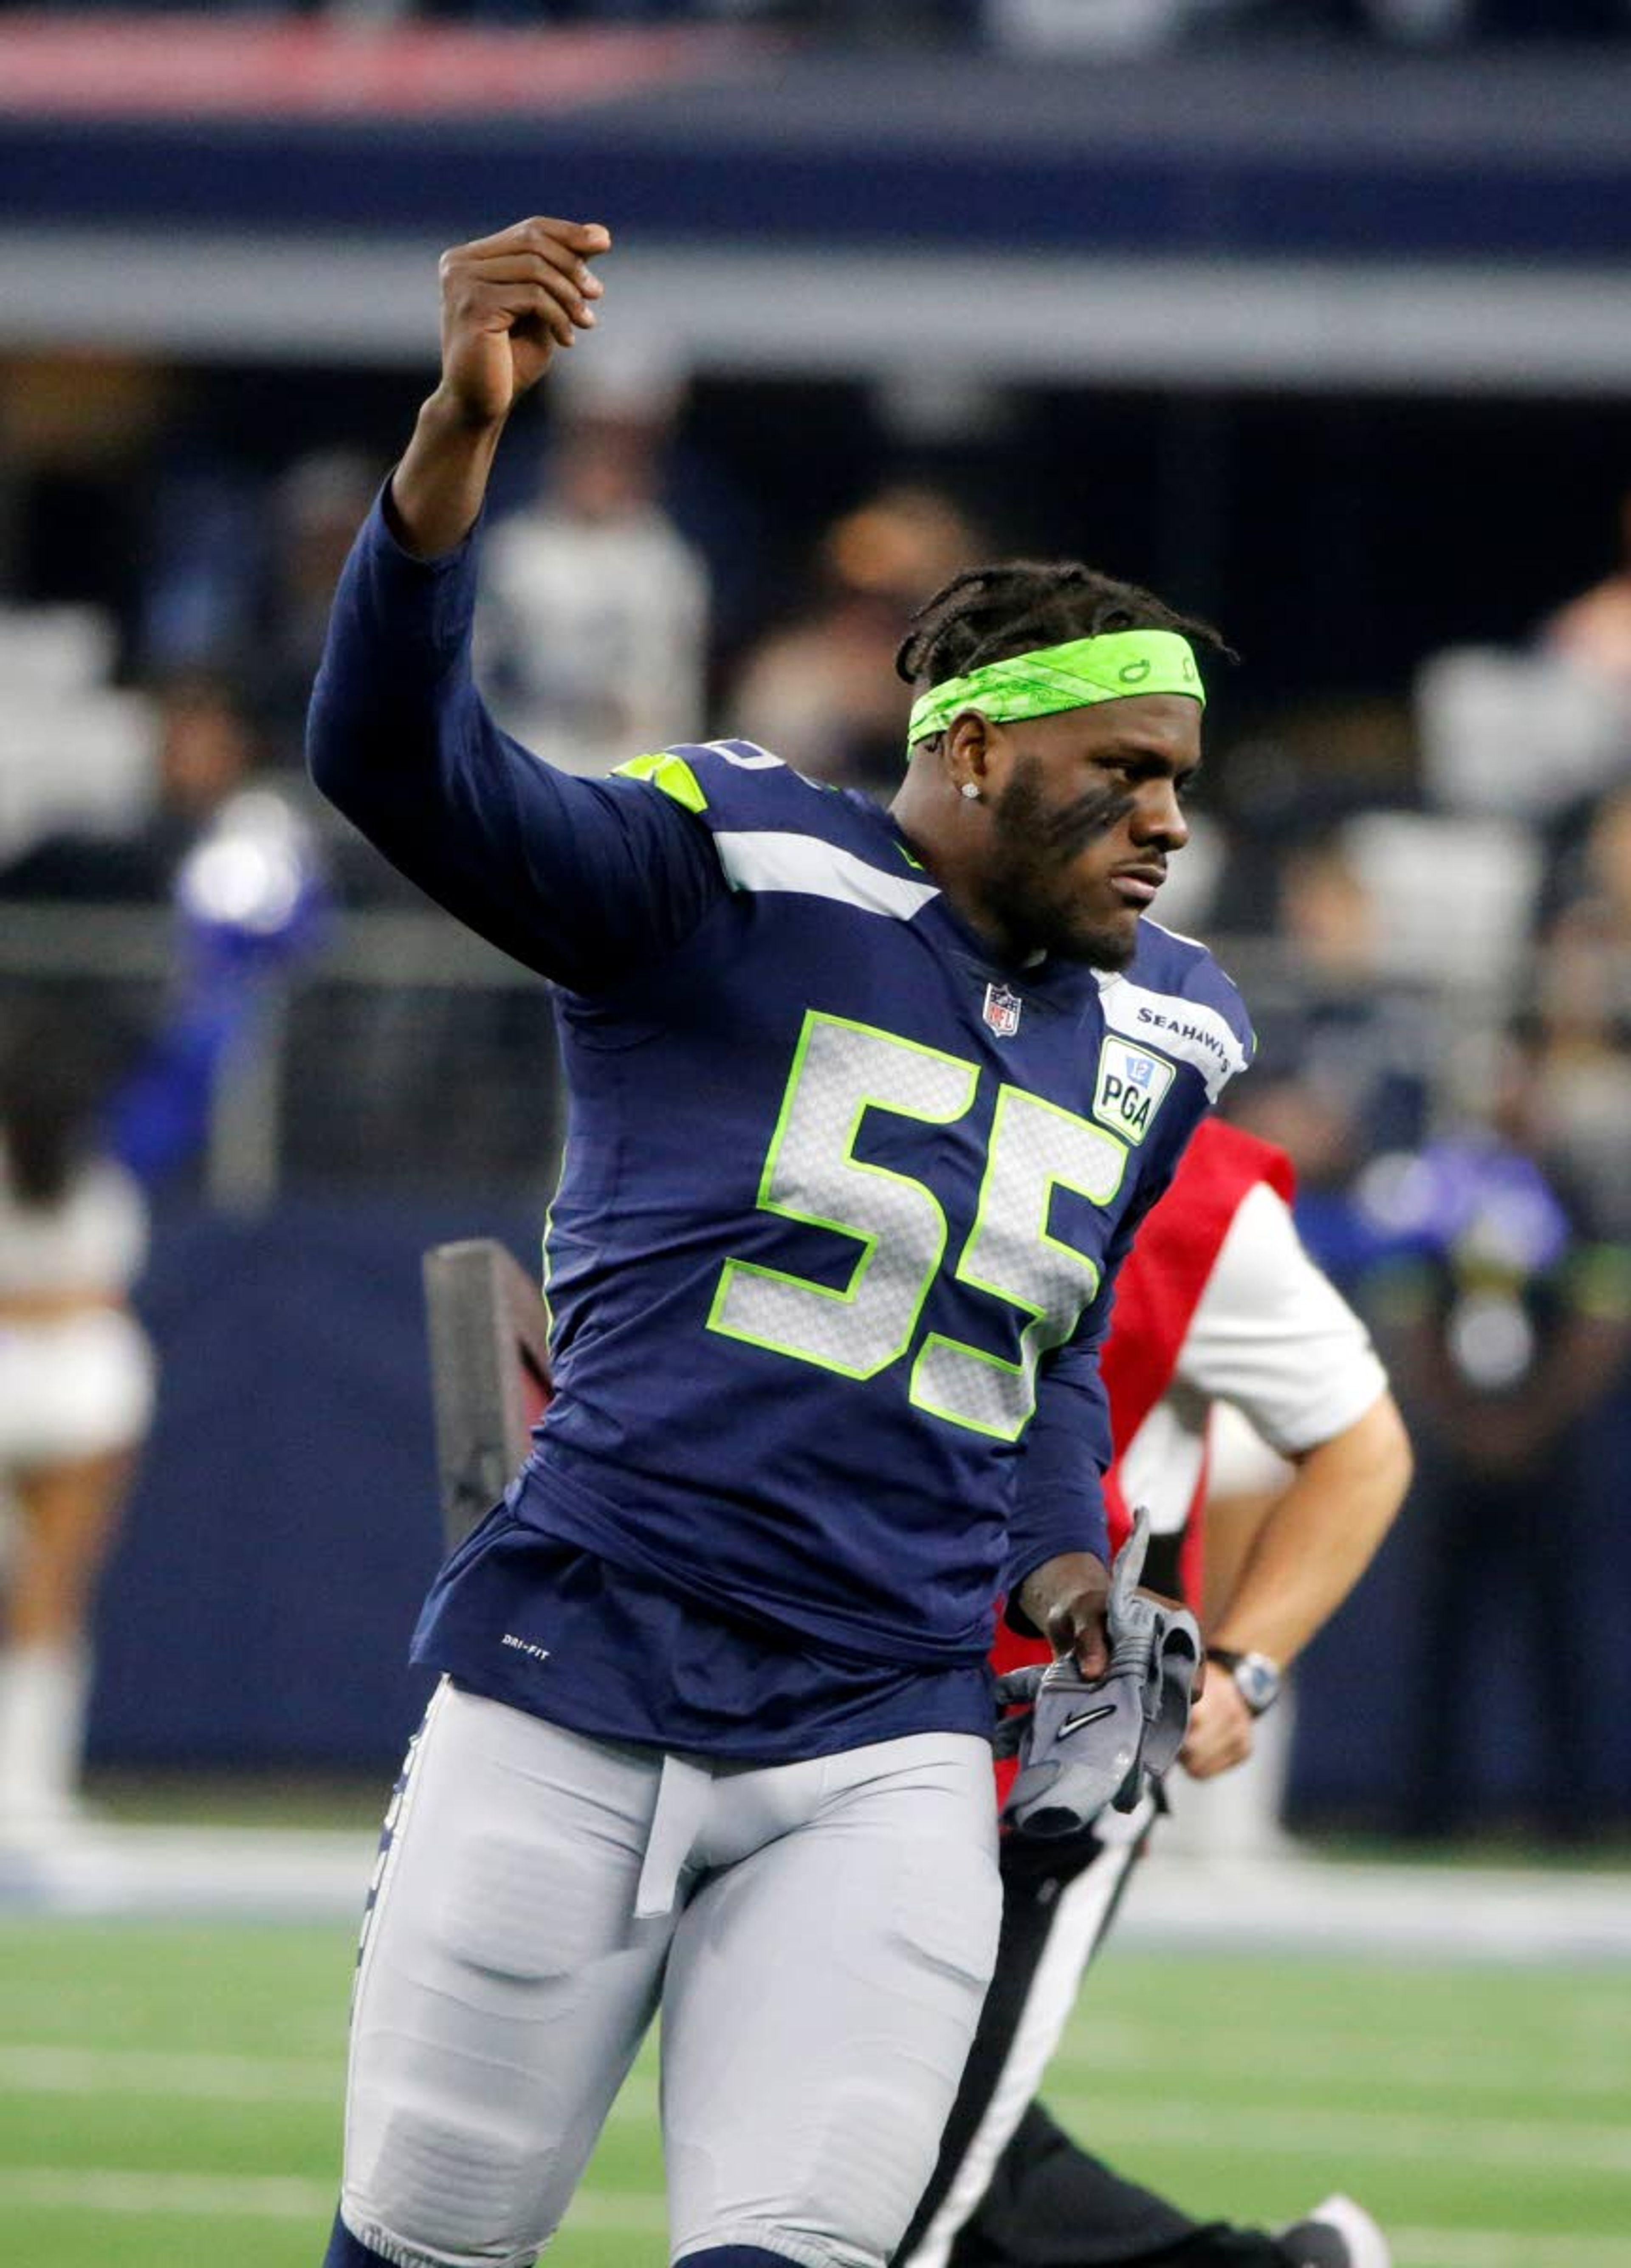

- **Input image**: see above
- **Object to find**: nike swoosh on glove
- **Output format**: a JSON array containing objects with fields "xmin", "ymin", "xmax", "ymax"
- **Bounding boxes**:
[{"xmin": 1001, "ymin": 1508, "xmax": 1203, "ymax": 1840}]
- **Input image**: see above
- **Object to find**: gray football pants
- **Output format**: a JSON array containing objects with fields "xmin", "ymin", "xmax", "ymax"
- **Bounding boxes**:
[
  {"xmin": 339, "ymin": 1679, "xmax": 1002, "ymax": 2268},
  {"xmin": 895, "ymin": 1799, "xmax": 1153, "ymax": 2268}
]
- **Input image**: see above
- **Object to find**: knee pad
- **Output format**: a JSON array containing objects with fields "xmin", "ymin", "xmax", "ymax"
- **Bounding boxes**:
[{"xmin": 343, "ymin": 2107, "xmax": 544, "ymax": 2268}]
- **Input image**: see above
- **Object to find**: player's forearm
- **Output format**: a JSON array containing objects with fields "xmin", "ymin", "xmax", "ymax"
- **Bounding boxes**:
[
  {"xmin": 388, "ymin": 389, "xmax": 509, "ymax": 561},
  {"xmin": 1205, "ymin": 1390, "xmax": 1411, "ymax": 1668},
  {"xmin": 303, "ymin": 485, "xmax": 566, "ymax": 976},
  {"xmin": 306, "ymin": 486, "xmax": 480, "ymax": 811}
]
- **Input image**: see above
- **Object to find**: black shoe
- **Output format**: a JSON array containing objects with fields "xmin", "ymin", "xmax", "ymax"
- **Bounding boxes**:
[{"xmin": 1275, "ymin": 2194, "xmax": 1391, "ymax": 2268}]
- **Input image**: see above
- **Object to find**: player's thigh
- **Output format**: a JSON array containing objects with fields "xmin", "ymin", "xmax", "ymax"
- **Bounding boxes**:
[
  {"xmin": 662, "ymin": 1732, "xmax": 1001, "ymax": 2268},
  {"xmin": 342, "ymin": 1680, "xmax": 673, "ymax": 2268},
  {"xmin": 897, "ymin": 1814, "xmax": 1150, "ymax": 2268}
]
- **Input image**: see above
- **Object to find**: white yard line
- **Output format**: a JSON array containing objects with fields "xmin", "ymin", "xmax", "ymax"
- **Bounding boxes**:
[
  {"xmin": 0, "ymin": 2042, "xmax": 661, "ymax": 2122},
  {"xmin": 0, "ymin": 2166, "xmax": 668, "ymax": 2232},
  {"xmin": 0, "ymin": 2045, "xmax": 340, "ymax": 2101},
  {"xmin": 1393, "ymin": 2231, "xmax": 1631, "ymax": 2268},
  {"xmin": 18, "ymin": 2034, "xmax": 1621, "ymax": 2132},
  {"xmin": 1047, "ymin": 2094, "xmax": 1631, "ymax": 2173},
  {"xmin": 0, "ymin": 2172, "xmax": 1618, "ymax": 2265},
  {"xmin": 1049, "ymin": 2024, "xmax": 1631, "ymax": 2100},
  {"xmin": 6, "ymin": 2041, "xmax": 1619, "ymax": 2178},
  {"xmin": 0, "ymin": 2169, "xmax": 334, "ymax": 2219}
]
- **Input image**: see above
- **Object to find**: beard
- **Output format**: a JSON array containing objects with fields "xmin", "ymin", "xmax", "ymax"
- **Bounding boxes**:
[{"xmin": 984, "ymin": 756, "xmax": 1141, "ymax": 970}]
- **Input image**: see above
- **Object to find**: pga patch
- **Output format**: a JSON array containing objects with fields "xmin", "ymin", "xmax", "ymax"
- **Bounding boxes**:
[{"xmin": 1092, "ymin": 1038, "xmax": 1174, "ymax": 1145}]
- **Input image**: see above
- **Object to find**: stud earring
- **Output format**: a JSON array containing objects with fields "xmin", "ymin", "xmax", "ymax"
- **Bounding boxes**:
[{"xmin": 960, "ymin": 781, "xmax": 980, "ymax": 801}]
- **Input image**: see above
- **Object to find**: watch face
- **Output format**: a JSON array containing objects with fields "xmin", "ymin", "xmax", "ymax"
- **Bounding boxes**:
[{"xmin": 1233, "ymin": 1653, "xmax": 1281, "ymax": 1714}]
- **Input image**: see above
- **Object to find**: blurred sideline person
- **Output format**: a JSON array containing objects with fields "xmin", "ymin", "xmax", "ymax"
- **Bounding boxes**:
[
  {"xmin": 899, "ymin": 1117, "xmax": 1411, "ymax": 2268},
  {"xmin": 729, "ymin": 485, "xmax": 984, "ymax": 798},
  {"xmin": 305, "ymin": 214, "xmax": 1253, "ymax": 2268},
  {"xmin": 476, "ymin": 347, "xmax": 710, "ymax": 774},
  {"xmin": 0, "ymin": 776, "xmax": 324, "ymax": 1839},
  {"xmin": 1543, "ymin": 480, "xmax": 1631, "ymax": 708},
  {"xmin": 1367, "ymin": 1055, "xmax": 1631, "ymax": 1843},
  {"xmin": 0, "ymin": 1009, "xmax": 155, "ymax": 1837}
]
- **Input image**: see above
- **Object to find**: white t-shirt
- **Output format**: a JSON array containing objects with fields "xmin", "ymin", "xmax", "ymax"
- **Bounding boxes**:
[{"xmin": 1117, "ymin": 1181, "xmax": 1388, "ymax": 1538}]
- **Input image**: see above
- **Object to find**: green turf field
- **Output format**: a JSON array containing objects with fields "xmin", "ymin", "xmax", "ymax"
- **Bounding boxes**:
[{"xmin": 1, "ymin": 1918, "xmax": 1626, "ymax": 2268}]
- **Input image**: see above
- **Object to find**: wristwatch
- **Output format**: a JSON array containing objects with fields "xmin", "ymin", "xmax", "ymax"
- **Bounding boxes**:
[{"xmin": 1207, "ymin": 1646, "xmax": 1283, "ymax": 1717}]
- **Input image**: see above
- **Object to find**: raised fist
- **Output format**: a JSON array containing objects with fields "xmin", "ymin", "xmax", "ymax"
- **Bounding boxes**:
[{"xmin": 433, "ymin": 215, "xmax": 611, "ymax": 426}]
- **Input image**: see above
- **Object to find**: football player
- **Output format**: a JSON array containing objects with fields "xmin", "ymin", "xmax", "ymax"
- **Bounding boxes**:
[{"xmin": 306, "ymin": 214, "xmax": 1252, "ymax": 2268}]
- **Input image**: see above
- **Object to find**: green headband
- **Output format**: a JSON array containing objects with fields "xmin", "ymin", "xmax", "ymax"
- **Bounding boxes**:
[{"xmin": 906, "ymin": 629, "xmax": 1205, "ymax": 750}]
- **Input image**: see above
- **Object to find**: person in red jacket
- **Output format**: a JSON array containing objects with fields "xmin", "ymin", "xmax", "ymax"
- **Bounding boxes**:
[{"xmin": 897, "ymin": 1116, "xmax": 1413, "ymax": 2268}]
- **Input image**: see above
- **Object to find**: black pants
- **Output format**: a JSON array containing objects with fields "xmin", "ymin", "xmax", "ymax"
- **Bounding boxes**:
[
  {"xmin": 895, "ymin": 1819, "xmax": 1291, "ymax": 2268},
  {"xmin": 937, "ymin": 2102, "xmax": 1290, "ymax": 2268}
]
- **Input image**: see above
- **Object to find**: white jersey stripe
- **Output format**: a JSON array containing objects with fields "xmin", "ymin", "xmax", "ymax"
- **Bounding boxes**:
[
  {"xmin": 1097, "ymin": 973, "xmax": 1250, "ymax": 1102},
  {"xmin": 714, "ymin": 829, "xmax": 941, "ymax": 920},
  {"xmin": 702, "ymin": 739, "xmax": 784, "ymax": 770}
]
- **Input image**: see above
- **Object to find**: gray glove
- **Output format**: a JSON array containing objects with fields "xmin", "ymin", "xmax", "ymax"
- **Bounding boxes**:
[{"xmin": 999, "ymin": 1508, "xmax": 1203, "ymax": 1840}]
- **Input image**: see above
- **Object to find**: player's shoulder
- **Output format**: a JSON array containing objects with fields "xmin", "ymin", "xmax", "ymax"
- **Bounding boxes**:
[
  {"xmin": 614, "ymin": 739, "xmax": 857, "ymax": 832},
  {"xmin": 611, "ymin": 739, "xmax": 929, "ymax": 897},
  {"xmin": 1126, "ymin": 916, "xmax": 1253, "ymax": 1034},
  {"xmin": 1099, "ymin": 919, "xmax": 1255, "ymax": 1102}
]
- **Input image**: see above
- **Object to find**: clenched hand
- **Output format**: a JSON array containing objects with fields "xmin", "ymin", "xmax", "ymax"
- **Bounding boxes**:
[
  {"xmin": 434, "ymin": 215, "xmax": 611, "ymax": 427},
  {"xmin": 389, "ymin": 214, "xmax": 613, "ymax": 559}
]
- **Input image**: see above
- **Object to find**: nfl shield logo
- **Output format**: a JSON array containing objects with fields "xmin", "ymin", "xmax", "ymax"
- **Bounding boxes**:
[{"xmin": 983, "ymin": 982, "xmax": 1022, "ymax": 1038}]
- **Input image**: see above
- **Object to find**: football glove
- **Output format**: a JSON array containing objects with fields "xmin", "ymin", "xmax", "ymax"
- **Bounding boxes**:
[{"xmin": 999, "ymin": 1507, "xmax": 1202, "ymax": 1839}]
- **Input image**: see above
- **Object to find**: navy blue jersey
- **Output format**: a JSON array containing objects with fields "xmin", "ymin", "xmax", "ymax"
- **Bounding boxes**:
[{"xmin": 308, "ymin": 498, "xmax": 1253, "ymax": 1760}]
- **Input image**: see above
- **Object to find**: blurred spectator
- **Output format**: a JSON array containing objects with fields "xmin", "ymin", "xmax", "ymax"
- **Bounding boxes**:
[
  {"xmin": 1248, "ymin": 833, "xmax": 1434, "ymax": 1160},
  {"xmin": 3, "ymin": 671, "xmax": 263, "ymax": 903},
  {"xmin": 1532, "ymin": 784, "xmax": 1631, "ymax": 1240},
  {"xmin": 476, "ymin": 356, "xmax": 710, "ymax": 776},
  {"xmin": 728, "ymin": 483, "xmax": 983, "ymax": 795},
  {"xmin": 0, "ymin": 737, "xmax": 330, "ymax": 1832},
  {"xmin": 1543, "ymin": 484, "xmax": 1631, "ymax": 706},
  {"xmin": 1541, "ymin": 780, "xmax": 1631, "ymax": 1006},
  {"xmin": 250, "ymin": 451, "xmax": 384, "ymax": 770},
  {"xmin": 0, "ymin": 599, "xmax": 151, "ymax": 874},
  {"xmin": 1357, "ymin": 1032, "xmax": 1631, "ymax": 1841},
  {"xmin": 1415, "ymin": 644, "xmax": 1631, "ymax": 826},
  {"xmin": 140, "ymin": 448, "xmax": 381, "ymax": 773},
  {"xmin": 108, "ymin": 783, "xmax": 328, "ymax": 1194},
  {"xmin": 0, "ymin": 1004, "xmax": 153, "ymax": 1838},
  {"xmin": 4, "ymin": 661, "xmax": 329, "ymax": 1198},
  {"xmin": 1417, "ymin": 488, "xmax": 1631, "ymax": 825}
]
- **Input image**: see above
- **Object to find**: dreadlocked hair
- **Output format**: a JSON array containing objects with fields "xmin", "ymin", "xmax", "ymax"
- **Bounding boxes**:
[{"xmin": 895, "ymin": 561, "xmax": 1231, "ymax": 701}]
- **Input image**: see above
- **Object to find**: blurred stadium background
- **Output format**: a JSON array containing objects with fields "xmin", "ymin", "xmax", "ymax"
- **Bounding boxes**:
[{"xmin": 1, "ymin": 3, "xmax": 1629, "ymax": 2264}]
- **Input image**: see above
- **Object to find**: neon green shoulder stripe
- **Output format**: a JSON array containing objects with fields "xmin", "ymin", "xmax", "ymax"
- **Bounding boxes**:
[{"xmin": 614, "ymin": 752, "xmax": 710, "ymax": 814}]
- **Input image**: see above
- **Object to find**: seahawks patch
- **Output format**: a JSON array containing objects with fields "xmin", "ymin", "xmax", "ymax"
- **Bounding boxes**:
[{"xmin": 1092, "ymin": 1038, "xmax": 1174, "ymax": 1146}]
